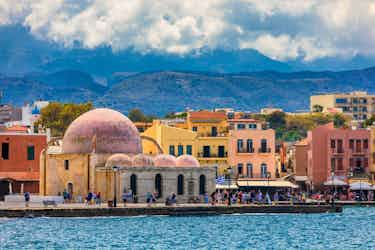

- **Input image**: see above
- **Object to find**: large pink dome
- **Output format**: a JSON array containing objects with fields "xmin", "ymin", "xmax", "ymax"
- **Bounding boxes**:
[
  {"xmin": 106, "ymin": 154, "xmax": 132, "ymax": 167},
  {"xmin": 62, "ymin": 108, "xmax": 142, "ymax": 154},
  {"xmin": 132, "ymin": 154, "xmax": 155, "ymax": 167},
  {"xmin": 176, "ymin": 155, "xmax": 200, "ymax": 167},
  {"xmin": 154, "ymin": 154, "xmax": 177, "ymax": 167}
]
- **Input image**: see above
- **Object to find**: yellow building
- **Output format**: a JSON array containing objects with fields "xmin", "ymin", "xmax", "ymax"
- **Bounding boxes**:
[
  {"xmin": 310, "ymin": 91, "xmax": 375, "ymax": 121},
  {"xmin": 142, "ymin": 111, "xmax": 230, "ymax": 174}
]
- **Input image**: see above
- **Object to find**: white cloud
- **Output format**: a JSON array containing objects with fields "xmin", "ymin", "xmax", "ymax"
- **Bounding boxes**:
[{"xmin": 1, "ymin": 0, "xmax": 375, "ymax": 61}]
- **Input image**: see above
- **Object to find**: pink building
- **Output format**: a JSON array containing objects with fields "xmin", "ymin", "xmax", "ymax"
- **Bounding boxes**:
[
  {"xmin": 228, "ymin": 119, "xmax": 276, "ymax": 179},
  {"xmin": 307, "ymin": 123, "xmax": 370, "ymax": 189}
]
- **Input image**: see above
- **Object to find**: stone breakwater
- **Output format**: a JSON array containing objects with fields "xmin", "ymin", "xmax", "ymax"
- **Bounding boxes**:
[{"xmin": 0, "ymin": 205, "xmax": 342, "ymax": 218}]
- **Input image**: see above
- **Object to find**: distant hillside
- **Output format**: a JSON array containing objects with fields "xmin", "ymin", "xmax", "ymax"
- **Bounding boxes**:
[
  {"xmin": 0, "ymin": 70, "xmax": 106, "ymax": 106},
  {"xmin": 99, "ymin": 68, "xmax": 375, "ymax": 115},
  {"xmin": 2, "ymin": 68, "xmax": 375, "ymax": 115}
]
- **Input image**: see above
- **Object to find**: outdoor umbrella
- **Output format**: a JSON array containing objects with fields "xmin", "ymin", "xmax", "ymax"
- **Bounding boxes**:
[{"xmin": 349, "ymin": 182, "xmax": 375, "ymax": 191}]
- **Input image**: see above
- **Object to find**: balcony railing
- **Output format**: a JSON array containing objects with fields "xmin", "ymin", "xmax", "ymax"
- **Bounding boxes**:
[
  {"xmin": 237, "ymin": 174, "xmax": 271, "ymax": 179},
  {"xmin": 198, "ymin": 132, "xmax": 228, "ymax": 137},
  {"xmin": 237, "ymin": 148, "xmax": 255, "ymax": 153},
  {"xmin": 197, "ymin": 152, "xmax": 228, "ymax": 158},
  {"xmin": 258, "ymin": 148, "xmax": 271, "ymax": 153}
]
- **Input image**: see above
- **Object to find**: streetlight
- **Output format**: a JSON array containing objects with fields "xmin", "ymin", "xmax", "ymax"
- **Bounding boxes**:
[{"xmin": 112, "ymin": 165, "xmax": 119, "ymax": 207}]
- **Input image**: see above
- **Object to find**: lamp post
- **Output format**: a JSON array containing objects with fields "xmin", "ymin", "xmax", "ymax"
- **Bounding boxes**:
[{"xmin": 112, "ymin": 165, "xmax": 119, "ymax": 207}]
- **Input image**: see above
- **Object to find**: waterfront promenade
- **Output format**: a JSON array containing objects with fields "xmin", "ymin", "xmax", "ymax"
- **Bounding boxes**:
[{"xmin": 0, "ymin": 202, "xmax": 342, "ymax": 217}]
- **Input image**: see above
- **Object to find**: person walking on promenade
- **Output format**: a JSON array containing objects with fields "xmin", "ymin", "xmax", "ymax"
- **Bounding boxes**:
[
  {"xmin": 85, "ymin": 191, "xmax": 93, "ymax": 206},
  {"xmin": 96, "ymin": 192, "xmax": 101, "ymax": 206},
  {"xmin": 24, "ymin": 192, "xmax": 30, "ymax": 207},
  {"xmin": 210, "ymin": 192, "xmax": 216, "ymax": 205},
  {"xmin": 273, "ymin": 192, "xmax": 279, "ymax": 204},
  {"xmin": 257, "ymin": 190, "xmax": 263, "ymax": 203},
  {"xmin": 63, "ymin": 189, "xmax": 69, "ymax": 203}
]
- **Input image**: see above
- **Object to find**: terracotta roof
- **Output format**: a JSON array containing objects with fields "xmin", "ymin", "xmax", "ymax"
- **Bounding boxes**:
[
  {"xmin": 0, "ymin": 171, "xmax": 39, "ymax": 181},
  {"xmin": 189, "ymin": 111, "xmax": 226, "ymax": 120},
  {"xmin": 6, "ymin": 125, "xmax": 29, "ymax": 133}
]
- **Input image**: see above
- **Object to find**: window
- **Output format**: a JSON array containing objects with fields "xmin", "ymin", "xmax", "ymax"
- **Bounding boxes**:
[
  {"xmin": 331, "ymin": 158, "xmax": 335, "ymax": 172},
  {"xmin": 246, "ymin": 139, "xmax": 253, "ymax": 153},
  {"xmin": 247, "ymin": 163, "xmax": 253, "ymax": 178},
  {"xmin": 364, "ymin": 158, "xmax": 369, "ymax": 168},
  {"xmin": 177, "ymin": 175, "xmax": 184, "ymax": 195},
  {"xmin": 237, "ymin": 139, "xmax": 244, "ymax": 153},
  {"xmin": 192, "ymin": 127, "xmax": 197, "ymax": 132},
  {"xmin": 211, "ymin": 127, "xmax": 217, "ymax": 137},
  {"xmin": 260, "ymin": 139, "xmax": 267, "ymax": 153},
  {"xmin": 199, "ymin": 175, "xmax": 206, "ymax": 195},
  {"xmin": 356, "ymin": 140, "xmax": 362, "ymax": 152},
  {"xmin": 237, "ymin": 124, "xmax": 246, "ymax": 130},
  {"xmin": 169, "ymin": 145, "xmax": 175, "ymax": 156},
  {"xmin": 337, "ymin": 140, "xmax": 343, "ymax": 153},
  {"xmin": 155, "ymin": 174, "xmax": 162, "ymax": 198},
  {"xmin": 364, "ymin": 139, "xmax": 369, "ymax": 149},
  {"xmin": 177, "ymin": 145, "xmax": 183, "ymax": 156},
  {"xmin": 130, "ymin": 174, "xmax": 137, "ymax": 195},
  {"xmin": 203, "ymin": 146, "xmax": 210, "ymax": 157},
  {"xmin": 218, "ymin": 146, "xmax": 225, "ymax": 157},
  {"xmin": 1, "ymin": 143, "xmax": 9, "ymax": 160},
  {"xmin": 248, "ymin": 124, "xmax": 257, "ymax": 129},
  {"xmin": 337, "ymin": 158, "xmax": 343, "ymax": 170},
  {"xmin": 331, "ymin": 139, "xmax": 337, "ymax": 149},
  {"xmin": 335, "ymin": 98, "xmax": 347, "ymax": 104},
  {"xmin": 186, "ymin": 145, "xmax": 192, "ymax": 155},
  {"xmin": 27, "ymin": 145, "xmax": 35, "ymax": 160},
  {"xmin": 349, "ymin": 139, "xmax": 354, "ymax": 150},
  {"xmin": 261, "ymin": 164, "xmax": 268, "ymax": 178},
  {"xmin": 349, "ymin": 158, "xmax": 354, "ymax": 168},
  {"xmin": 237, "ymin": 163, "xmax": 243, "ymax": 176},
  {"xmin": 64, "ymin": 160, "xmax": 69, "ymax": 170}
]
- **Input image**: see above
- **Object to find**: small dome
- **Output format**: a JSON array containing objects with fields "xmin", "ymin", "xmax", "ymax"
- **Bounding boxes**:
[
  {"xmin": 132, "ymin": 154, "xmax": 155, "ymax": 167},
  {"xmin": 176, "ymin": 155, "xmax": 200, "ymax": 167},
  {"xmin": 106, "ymin": 154, "xmax": 132, "ymax": 168},
  {"xmin": 154, "ymin": 154, "xmax": 177, "ymax": 167},
  {"xmin": 62, "ymin": 108, "xmax": 142, "ymax": 154}
]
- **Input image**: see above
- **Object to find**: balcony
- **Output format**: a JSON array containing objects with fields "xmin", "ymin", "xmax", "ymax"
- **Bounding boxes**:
[
  {"xmin": 237, "ymin": 174, "xmax": 271, "ymax": 179},
  {"xmin": 258, "ymin": 148, "xmax": 271, "ymax": 153},
  {"xmin": 197, "ymin": 152, "xmax": 228, "ymax": 158},
  {"xmin": 331, "ymin": 148, "xmax": 344, "ymax": 154},
  {"xmin": 198, "ymin": 132, "xmax": 228, "ymax": 137},
  {"xmin": 237, "ymin": 148, "xmax": 255, "ymax": 154},
  {"xmin": 350, "ymin": 148, "xmax": 368, "ymax": 155}
]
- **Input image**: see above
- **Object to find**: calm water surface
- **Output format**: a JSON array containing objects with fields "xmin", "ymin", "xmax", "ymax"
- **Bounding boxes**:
[{"xmin": 0, "ymin": 207, "xmax": 374, "ymax": 249}]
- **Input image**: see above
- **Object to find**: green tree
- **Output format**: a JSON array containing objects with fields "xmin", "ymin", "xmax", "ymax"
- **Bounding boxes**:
[
  {"xmin": 364, "ymin": 115, "xmax": 375, "ymax": 127},
  {"xmin": 312, "ymin": 104, "xmax": 323, "ymax": 112},
  {"xmin": 333, "ymin": 113, "xmax": 348, "ymax": 128},
  {"xmin": 35, "ymin": 102, "xmax": 93, "ymax": 136},
  {"xmin": 266, "ymin": 111, "xmax": 286, "ymax": 130},
  {"xmin": 128, "ymin": 108, "xmax": 157, "ymax": 122}
]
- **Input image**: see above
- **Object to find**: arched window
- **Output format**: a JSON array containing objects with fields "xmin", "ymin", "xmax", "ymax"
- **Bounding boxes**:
[
  {"xmin": 261, "ymin": 139, "xmax": 268, "ymax": 153},
  {"xmin": 130, "ymin": 174, "xmax": 137, "ymax": 195},
  {"xmin": 177, "ymin": 175, "xmax": 184, "ymax": 195},
  {"xmin": 155, "ymin": 174, "xmax": 162, "ymax": 198},
  {"xmin": 199, "ymin": 175, "xmax": 206, "ymax": 195},
  {"xmin": 247, "ymin": 163, "xmax": 253, "ymax": 178}
]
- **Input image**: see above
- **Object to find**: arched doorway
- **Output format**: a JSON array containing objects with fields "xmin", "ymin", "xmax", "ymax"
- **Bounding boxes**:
[
  {"xmin": 67, "ymin": 183, "xmax": 73, "ymax": 197},
  {"xmin": 155, "ymin": 174, "xmax": 162, "ymax": 198},
  {"xmin": 199, "ymin": 175, "xmax": 206, "ymax": 195},
  {"xmin": 177, "ymin": 175, "xmax": 184, "ymax": 195},
  {"xmin": 0, "ymin": 179, "xmax": 11, "ymax": 201},
  {"xmin": 130, "ymin": 174, "xmax": 137, "ymax": 195}
]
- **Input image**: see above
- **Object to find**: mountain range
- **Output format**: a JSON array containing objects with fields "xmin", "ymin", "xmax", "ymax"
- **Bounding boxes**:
[{"xmin": 2, "ymin": 68, "xmax": 375, "ymax": 116}]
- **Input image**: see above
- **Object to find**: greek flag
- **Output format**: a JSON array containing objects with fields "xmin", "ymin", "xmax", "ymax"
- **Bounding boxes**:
[{"xmin": 216, "ymin": 176, "xmax": 225, "ymax": 185}]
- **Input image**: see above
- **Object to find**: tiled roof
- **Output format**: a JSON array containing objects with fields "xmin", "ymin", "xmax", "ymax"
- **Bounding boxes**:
[
  {"xmin": 189, "ymin": 111, "xmax": 226, "ymax": 120},
  {"xmin": 0, "ymin": 171, "xmax": 39, "ymax": 181},
  {"xmin": 6, "ymin": 125, "xmax": 28, "ymax": 133}
]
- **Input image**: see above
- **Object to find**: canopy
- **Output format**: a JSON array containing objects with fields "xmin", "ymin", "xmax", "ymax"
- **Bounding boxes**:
[
  {"xmin": 323, "ymin": 179, "xmax": 348, "ymax": 186},
  {"xmin": 349, "ymin": 182, "xmax": 375, "ymax": 191},
  {"xmin": 216, "ymin": 184, "xmax": 238, "ymax": 190},
  {"xmin": 237, "ymin": 180, "xmax": 299, "ymax": 189}
]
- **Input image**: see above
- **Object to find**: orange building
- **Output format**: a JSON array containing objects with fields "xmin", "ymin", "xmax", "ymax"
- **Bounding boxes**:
[
  {"xmin": 0, "ymin": 133, "xmax": 47, "ymax": 199},
  {"xmin": 228, "ymin": 119, "xmax": 276, "ymax": 179}
]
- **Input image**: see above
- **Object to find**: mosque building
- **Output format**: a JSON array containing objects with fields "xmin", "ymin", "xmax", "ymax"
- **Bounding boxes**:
[{"xmin": 40, "ymin": 108, "xmax": 215, "ymax": 203}]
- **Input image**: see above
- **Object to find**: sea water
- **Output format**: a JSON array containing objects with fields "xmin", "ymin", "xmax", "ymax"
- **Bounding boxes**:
[{"xmin": 0, "ymin": 207, "xmax": 374, "ymax": 249}]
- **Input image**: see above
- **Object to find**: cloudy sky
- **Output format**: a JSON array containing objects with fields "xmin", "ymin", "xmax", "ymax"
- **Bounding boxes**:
[{"xmin": 0, "ymin": 0, "xmax": 374, "ymax": 62}]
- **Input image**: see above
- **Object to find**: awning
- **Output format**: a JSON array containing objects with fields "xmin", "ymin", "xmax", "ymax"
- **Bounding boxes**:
[
  {"xmin": 237, "ymin": 180, "xmax": 299, "ymax": 189},
  {"xmin": 216, "ymin": 184, "xmax": 238, "ymax": 190},
  {"xmin": 323, "ymin": 179, "xmax": 348, "ymax": 186},
  {"xmin": 350, "ymin": 182, "xmax": 375, "ymax": 191},
  {"xmin": 295, "ymin": 176, "xmax": 308, "ymax": 182}
]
